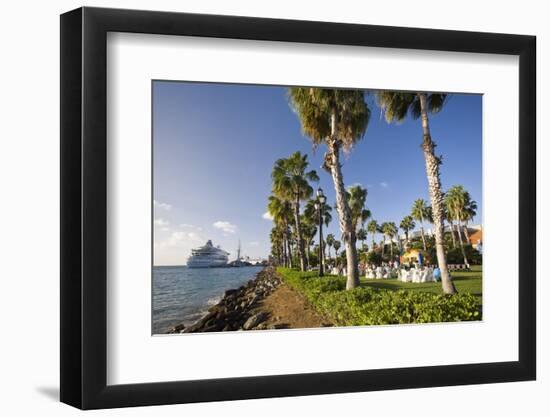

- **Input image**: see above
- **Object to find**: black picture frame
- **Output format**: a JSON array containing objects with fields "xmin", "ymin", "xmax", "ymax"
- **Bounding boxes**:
[{"xmin": 60, "ymin": 6, "xmax": 536, "ymax": 410}]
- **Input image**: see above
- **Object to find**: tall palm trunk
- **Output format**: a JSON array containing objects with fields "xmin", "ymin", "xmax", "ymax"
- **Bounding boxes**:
[
  {"xmin": 455, "ymin": 215, "xmax": 468, "ymax": 265},
  {"xmin": 371, "ymin": 234, "xmax": 375, "ymax": 252},
  {"xmin": 419, "ymin": 216, "xmax": 427, "ymax": 251},
  {"xmin": 463, "ymin": 222, "xmax": 470, "ymax": 243},
  {"xmin": 327, "ymin": 118, "xmax": 359, "ymax": 288},
  {"xmin": 449, "ymin": 220, "xmax": 457, "ymax": 248},
  {"xmin": 418, "ymin": 93, "xmax": 457, "ymax": 295},
  {"xmin": 284, "ymin": 227, "xmax": 292, "ymax": 268},
  {"xmin": 293, "ymin": 196, "xmax": 306, "ymax": 271},
  {"xmin": 381, "ymin": 236, "xmax": 386, "ymax": 256},
  {"xmin": 389, "ymin": 236, "xmax": 393, "ymax": 257},
  {"xmin": 455, "ymin": 215, "xmax": 465, "ymax": 247}
]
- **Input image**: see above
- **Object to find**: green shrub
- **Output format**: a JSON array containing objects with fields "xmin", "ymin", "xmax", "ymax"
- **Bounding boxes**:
[
  {"xmin": 364, "ymin": 251, "xmax": 383, "ymax": 266},
  {"xmin": 446, "ymin": 245, "xmax": 483, "ymax": 265},
  {"xmin": 277, "ymin": 268, "xmax": 481, "ymax": 326}
]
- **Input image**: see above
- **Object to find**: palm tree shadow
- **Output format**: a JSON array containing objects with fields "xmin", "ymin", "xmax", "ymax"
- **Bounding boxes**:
[{"xmin": 36, "ymin": 386, "xmax": 59, "ymax": 401}]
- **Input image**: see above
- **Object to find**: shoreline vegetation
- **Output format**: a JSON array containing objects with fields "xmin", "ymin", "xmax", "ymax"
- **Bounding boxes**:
[{"xmin": 167, "ymin": 265, "xmax": 481, "ymax": 334}]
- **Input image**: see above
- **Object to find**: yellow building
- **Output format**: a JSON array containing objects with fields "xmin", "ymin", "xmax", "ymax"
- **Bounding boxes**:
[{"xmin": 401, "ymin": 248, "xmax": 426, "ymax": 265}]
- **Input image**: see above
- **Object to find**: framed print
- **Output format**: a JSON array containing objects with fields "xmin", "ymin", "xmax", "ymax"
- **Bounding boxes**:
[{"xmin": 60, "ymin": 6, "xmax": 536, "ymax": 410}]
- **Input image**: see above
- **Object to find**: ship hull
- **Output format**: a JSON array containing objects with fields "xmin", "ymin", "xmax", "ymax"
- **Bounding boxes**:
[{"xmin": 187, "ymin": 261, "xmax": 228, "ymax": 268}]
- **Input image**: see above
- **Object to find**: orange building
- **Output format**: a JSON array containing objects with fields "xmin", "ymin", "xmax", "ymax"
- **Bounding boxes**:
[{"xmin": 469, "ymin": 228, "xmax": 483, "ymax": 250}]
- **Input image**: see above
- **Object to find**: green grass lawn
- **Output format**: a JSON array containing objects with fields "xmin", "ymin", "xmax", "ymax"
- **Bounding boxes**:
[
  {"xmin": 277, "ymin": 266, "xmax": 482, "ymax": 325},
  {"xmin": 358, "ymin": 265, "xmax": 482, "ymax": 303}
]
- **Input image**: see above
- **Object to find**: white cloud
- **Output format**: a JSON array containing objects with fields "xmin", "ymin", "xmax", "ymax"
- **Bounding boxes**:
[
  {"xmin": 262, "ymin": 211, "xmax": 274, "ymax": 221},
  {"xmin": 249, "ymin": 241, "xmax": 259, "ymax": 246},
  {"xmin": 379, "ymin": 181, "xmax": 389, "ymax": 188},
  {"xmin": 213, "ymin": 221, "xmax": 237, "ymax": 234},
  {"xmin": 157, "ymin": 230, "xmax": 202, "ymax": 248},
  {"xmin": 180, "ymin": 223, "xmax": 203, "ymax": 231},
  {"xmin": 154, "ymin": 218, "xmax": 169, "ymax": 227},
  {"xmin": 153, "ymin": 200, "xmax": 172, "ymax": 211}
]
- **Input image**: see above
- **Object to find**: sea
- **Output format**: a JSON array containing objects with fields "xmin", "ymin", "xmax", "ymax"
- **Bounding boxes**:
[{"xmin": 152, "ymin": 265, "xmax": 264, "ymax": 334}]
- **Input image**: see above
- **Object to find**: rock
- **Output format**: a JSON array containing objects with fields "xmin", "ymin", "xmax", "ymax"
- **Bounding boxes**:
[
  {"xmin": 224, "ymin": 289, "xmax": 238, "ymax": 297},
  {"xmin": 223, "ymin": 310, "xmax": 241, "ymax": 322},
  {"xmin": 243, "ymin": 312, "xmax": 268, "ymax": 330},
  {"xmin": 255, "ymin": 322, "xmax": 269, "ymax": 330},
  {"xmin": 173, "ymin": 323, "xmax": 185, "ymax": 332},
  {"xmin": 208, "ymin": 305, "xmax": 221, "ymax": 313},
  {"xmin": 204, "ymin": 319, "xmax": 226, "ymax": 332},
  {"xmin": 183, "ymin": 323, "xmax": 201, "ymax": 333}
]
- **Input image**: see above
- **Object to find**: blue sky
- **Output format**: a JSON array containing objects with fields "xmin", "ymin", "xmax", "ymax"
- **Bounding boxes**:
[{"xmin": 153, "ymin": 81, "xmax": 482, "ymax": 266}]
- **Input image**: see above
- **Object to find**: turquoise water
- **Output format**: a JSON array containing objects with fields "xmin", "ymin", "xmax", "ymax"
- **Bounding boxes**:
[{"xmin": 153, "ymin": 265, "xmax": 263, "ymax": 334}]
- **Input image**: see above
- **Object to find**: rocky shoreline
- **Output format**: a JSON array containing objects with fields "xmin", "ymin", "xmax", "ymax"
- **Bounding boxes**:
[{"xmin": 167, "ymin": 266, "xmax": 283, "ymax": 333}]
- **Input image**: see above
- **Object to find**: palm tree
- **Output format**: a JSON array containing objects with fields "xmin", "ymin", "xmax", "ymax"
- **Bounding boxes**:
[
  {"xmin": 443, "ymin": 205, "xmax": 457, "ymax": 248},
  {"xmin": 446, "ymin": 185, "xmax": 473, "ymax": 265},
  {"xmin": 399, "ymin": 215, "xmax": 415, "ymax": 246},
  {"xmin": 304, "ymin": 198, "xmax": 333, "ymax": 227},
  {"xmin": 300, "ymin": 215, "xmax": 317, "ymax": 267},
  {"xmin": 411, "ymin": 199, "xmax": 430, "ymax": 251},
  {"xmin": 347, "ymin": 184, "xmax": 369, "ymax": 231},
  {"xmin": 357, "ymin": 228, "xmax": 367, "ymax": 250},
  {"xmin": 333, "ymin": 240, "xmax": 341, "ymax": 264},
  {"xmin": 360, "ymin": 208, "xmax": 372, "ymax": 228},
  {"xmin": 326, "ymin": 233, "xmax": 335, "ymax": 262},
  {"xmin": 446, "ymin": 186, "xmax": 466, "ymax": 246},
  {"xmin": 379, "ymin": 222, "xmax": 389, "ymax": 257},
  {"xmin": 269, "ymin": 227, "xmax": 284, "ymax": 265},
  {"xmin": 382, "ymin": 222, "xmax": 398, "ymax": 258},
  {"xmin": 376, "ymin": 91, "xmax": 456, "ymax": 294},
  {"xmin": 267, "ymin": 195, "xmax": 293, "ymax": 267},
  {"xmin": 367, "ymin": 220, "xmax": 378, "ymax": 252},
  {"xmin": 289, "ymin": 88, "xmax": 370, "ymax": 289},
  {"xmin": 271, "ymin": 152, "xmax": 319, "ymax": 271},
  {"xmin": 304, "ymin": 198, "xmax": 332, "ymax": 268},
  {"xmin": 462, "ymin": 197, "xmax": 478, "ymax": 243}
]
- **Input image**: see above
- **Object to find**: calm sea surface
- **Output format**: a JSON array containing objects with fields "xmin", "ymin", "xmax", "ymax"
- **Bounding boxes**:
[{"xmin": 153, "ymin": 265, "xmax": 263, "ymax": 334}]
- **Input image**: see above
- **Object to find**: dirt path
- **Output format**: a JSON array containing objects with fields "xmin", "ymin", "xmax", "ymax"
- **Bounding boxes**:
[{"xmin": 250, "ymin": 282, "xmax": 333, "ymax": 330}]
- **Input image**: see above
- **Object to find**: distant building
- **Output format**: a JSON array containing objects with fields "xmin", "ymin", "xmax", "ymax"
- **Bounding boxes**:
[
  {"xmin": 397, "ymin": 224, "xmax": 482, "ymax": 242},
  {"xmin": 468, "ymin": 228, "xmax": 483, "ymax": 251},
  {"xmin": 401, "ymin": 248, "xmax": 425, "ymax": 265}
]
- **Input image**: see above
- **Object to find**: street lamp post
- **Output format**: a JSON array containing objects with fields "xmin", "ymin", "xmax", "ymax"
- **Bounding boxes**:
[{"xmin": 316, "ymin": 188, "xmax": 326, "ymax": 277}]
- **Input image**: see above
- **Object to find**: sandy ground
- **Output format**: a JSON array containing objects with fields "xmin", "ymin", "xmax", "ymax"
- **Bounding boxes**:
[{"xmin": 250, "ymin": 282, "xmax": 333, "ymax": 330}]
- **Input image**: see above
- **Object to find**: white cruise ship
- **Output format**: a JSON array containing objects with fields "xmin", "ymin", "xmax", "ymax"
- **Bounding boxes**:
[{"xmin": 186, "ymin": 240, "xmax": 229, "ymax": 268}]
